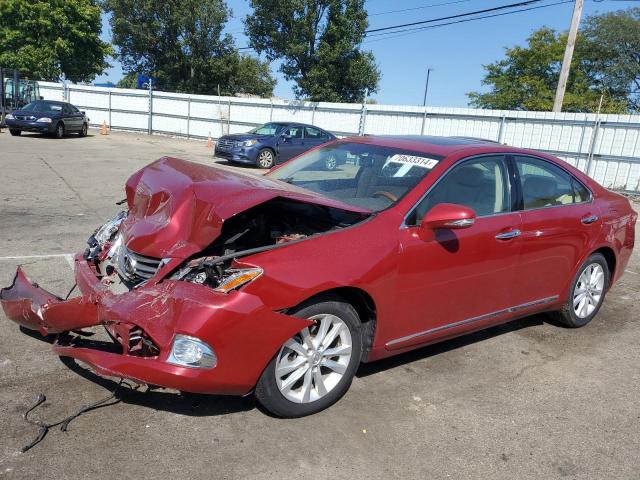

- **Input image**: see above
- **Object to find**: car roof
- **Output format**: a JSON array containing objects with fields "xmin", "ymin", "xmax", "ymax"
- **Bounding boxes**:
[
  {"xmin": 340, "ymin": 135, "xmax": 520, "ymax": 157},
  {"xmin": 271, "ymin": 121, "xmax": 328, "ymax": 130},
  {"xmin": 33, "ymin": 99, "xmax": 65, "ymax": 104}
]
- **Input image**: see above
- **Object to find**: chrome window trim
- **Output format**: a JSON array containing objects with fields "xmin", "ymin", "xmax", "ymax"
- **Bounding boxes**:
[
  {"xmin": 512, "ymin": 153, "xmax": 594, "ymax": 212},
  {"xmin": 401, "ymin": 153, "xmax": 514, "ymax": 229},
  {"xmin": 385, "ymin": 295, "xmax": 559, "ymax": 347}
]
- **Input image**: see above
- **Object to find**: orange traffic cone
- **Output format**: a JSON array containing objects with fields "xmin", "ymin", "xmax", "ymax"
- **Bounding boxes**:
[
  {"xmin": 206, "ymin": 135, "xmax": 213, "ymax": 149},
  {"xmin": 100, "ymin": 121, "xmax": 109, "ymax": 135}
]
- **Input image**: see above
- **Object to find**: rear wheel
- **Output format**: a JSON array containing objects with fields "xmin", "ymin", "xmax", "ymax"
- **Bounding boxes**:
[
  {"xmin": 553, "ymin": 253, "xmax": 609, "ymax": 328},
  {"xmin": 54, "ymin": 122, "xmax": 64, "ymax": 139},
  {"xmin": 9, "ymin": 129, "xmax": 21, "ymax": 136},
  {"xmin": 255, "ymin": 297, "xmax": 362, "ymax": 417},
  {"xmin": 78, "ymin": 123, "xmax": 87, "ymax": 137},
  {"xmin": 324, "ymin": 154, "xmax": 338, "ymax": 171},
  {"xmin": 256, "ymin": 149, "xmax": 275, "ymax": 169}
]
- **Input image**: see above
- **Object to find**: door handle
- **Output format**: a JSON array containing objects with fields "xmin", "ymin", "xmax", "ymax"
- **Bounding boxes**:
[
  {"xmin": 581, "ymin": 215, "xmax": 599, "ymax": 225},
  {"xmin": 495, "ymin": 229, "xmax": 521, "ymax": 240}
]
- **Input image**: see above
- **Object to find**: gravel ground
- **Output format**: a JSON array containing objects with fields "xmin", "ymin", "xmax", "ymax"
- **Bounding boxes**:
[{"xmin": 0, "ymin": 129, "xmax": 638, "ymax": 479}]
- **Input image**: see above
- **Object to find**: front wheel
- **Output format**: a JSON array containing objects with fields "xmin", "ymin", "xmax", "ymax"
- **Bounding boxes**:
[
  {"xmin": 552, "ymin": 253, "xmax": 610, "ymax": 328},
  {"xmin": 255, "ymin": 297, "xmax": 362, "ymax": 417},
  {"xmin": 256, "ymin": 149, "xmax": 275, "ymax": 169},
  {"xmin": 9, "ymin": 129, "xmax": 21, "ymax": 136},
  {"xmin": 78, "ymin": 123, "xmax": 87, "ymax": 137},
  {"xmin": 54, "ymin": 122, "xmax": 64, "ymax": 139}
]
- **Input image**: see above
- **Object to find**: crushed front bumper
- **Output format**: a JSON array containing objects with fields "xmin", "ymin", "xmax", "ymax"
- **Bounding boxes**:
[{"xmin": 0, "ymin": 254, "xmax": 310, "ymax": 395}]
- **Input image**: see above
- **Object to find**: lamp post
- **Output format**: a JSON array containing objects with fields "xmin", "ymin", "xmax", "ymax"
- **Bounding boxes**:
[{"xmin": 423, "ymin": 68, "xmax": 433, "ymax": 106}]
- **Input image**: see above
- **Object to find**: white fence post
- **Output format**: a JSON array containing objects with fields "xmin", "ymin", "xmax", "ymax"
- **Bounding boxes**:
[
  {"xmin": 147, "ymin": 85, "xmax": 153, "ymax": 135},
  {"xmin": 586, "ymin": 119, "xmax": 601, "ymax": 177},
  {"xmin": 358, "ymin": 104, "xmax": 367, "ymax": 136},
  {"xmin": 497, "ymin": 115, "xmax": 507, "ymax": 143},
  {"xmin": 186, "ymin": 97, "xmax": 191, "ymax": 138}
]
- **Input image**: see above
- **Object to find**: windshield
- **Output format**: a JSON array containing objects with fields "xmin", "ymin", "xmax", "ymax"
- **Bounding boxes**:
[
  {"xmin": 249, "ymin": 123, "xmax": 283, "ymax": 135},
  {"xmin": 268, "ymin": 141, "xmax": 441, "ymax": 211},
  {"xmin": 21, "ymin": 101, "xmax": 63, "ymax": 112}
]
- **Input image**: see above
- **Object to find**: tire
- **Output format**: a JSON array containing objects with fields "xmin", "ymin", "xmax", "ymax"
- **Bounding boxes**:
[
  {"xmin": 54, "ymin": 122, "xmax": 64, "ymax": 139},
  {"xmin": 255, "ymin": 296, "xmax": 363, "ymax": 417},
  {"xmin": 9, "ymin": 129, "xmax": 21, "ymax": 136},
  {"xmin": 256, "ymin": 149, "xmax": 275, "ymax": 169},
  {"xmin": 78, "ymin": 123, "xmax": 87, "ymax": 137},
  {"xmin": 552, "ymin": 253, "xmax": 610, "ymax": 328},
  {"xmin": 324, "ymin": 154, "xmax": 338, "ymax": 171}
]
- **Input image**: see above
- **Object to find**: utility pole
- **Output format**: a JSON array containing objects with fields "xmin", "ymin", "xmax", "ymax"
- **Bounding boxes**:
[
  {"xmin": 423, "ymin": 68, "xmax": 433, "ymax": 106},
  {"xmin": 553, "ymin": 0, "xmax": 584, "ymax": 112}
]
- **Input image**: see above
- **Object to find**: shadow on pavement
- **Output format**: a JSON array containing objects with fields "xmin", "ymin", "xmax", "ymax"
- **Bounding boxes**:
[{"xmin": 357, "ymin": 314, "xmax": 548, "ymax": 378}]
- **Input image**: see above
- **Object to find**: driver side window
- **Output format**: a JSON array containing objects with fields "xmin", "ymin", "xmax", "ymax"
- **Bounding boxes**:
[
  {"xmin": 410, "ymin": 155, "xmax": 510, "ymax": 225},
  {"xmin": 284, "ymin": 126, "xmax": 302, "ymax": 139}
]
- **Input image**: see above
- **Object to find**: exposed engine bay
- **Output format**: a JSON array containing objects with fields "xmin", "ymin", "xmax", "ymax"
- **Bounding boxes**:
[{"xmin": 84, "ymin": 197, "xmax": 368, "ymax": 293}]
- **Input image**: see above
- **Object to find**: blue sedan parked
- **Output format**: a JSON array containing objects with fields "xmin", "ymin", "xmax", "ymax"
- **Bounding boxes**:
[
  {"xmin": 215, "ymin": 122, "xmax": 338, "ymax": 169},
  {"xmin": 5, "ymin": 100, "xmax": 89, "ymax": 138}
]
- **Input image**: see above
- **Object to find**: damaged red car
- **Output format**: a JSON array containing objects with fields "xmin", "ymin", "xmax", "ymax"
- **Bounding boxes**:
[{"xmin": 1, "ymin": 136, "xmax": 636, "ymax": 417}]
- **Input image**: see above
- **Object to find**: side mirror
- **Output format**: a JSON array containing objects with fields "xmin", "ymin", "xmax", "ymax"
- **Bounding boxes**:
[
  {"xmin": 81, "ymin": 110, "xmax": 86, "ymax": 115},
  {"xmin": 280, "ymin": 133, "xmax": 292, "ymax": 141},
  {"xmin": 419, "ymin": 203, "xmax": 476, "ymax": 238},
  {"xmin": 39, "ymin": 96, "xmax": 44, "ymax": 100}
]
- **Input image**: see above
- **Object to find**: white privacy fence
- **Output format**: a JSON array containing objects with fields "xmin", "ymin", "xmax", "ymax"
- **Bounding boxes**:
[{"xmin": 39, "ymin": 81, "xmax": 640, "ymax": 193}]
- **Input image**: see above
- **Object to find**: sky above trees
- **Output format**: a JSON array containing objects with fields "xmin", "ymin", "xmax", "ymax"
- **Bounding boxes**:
[{"xmin": 94, "ymin": 0, "xmax": 637, "ymax": 107}]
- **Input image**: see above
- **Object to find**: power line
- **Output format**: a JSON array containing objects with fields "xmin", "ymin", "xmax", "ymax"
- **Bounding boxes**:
[
  {"xmin": 369, "ymin": 0, "xmax": 472, "ymax": 17},
  {"xmin": 237, "ymin": 0, "xmax": 569, "ymax": 52},
  {"xmin": 366, "ymin": 0, "xmax": 547, "ymax": 34},
  {"xmin": 364, "ymin": 0, "xmax": 572, "ymax": 42}
]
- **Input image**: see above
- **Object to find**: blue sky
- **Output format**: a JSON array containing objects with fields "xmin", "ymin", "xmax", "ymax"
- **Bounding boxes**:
[{"xmin": 95, "ymin": 0, "xmax": 637, "ymax": 107}]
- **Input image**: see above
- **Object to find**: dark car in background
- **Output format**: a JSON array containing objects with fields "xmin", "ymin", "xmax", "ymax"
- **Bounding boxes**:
[
  {"xmin": 215, "ymin": 122, "xmax": 339, "ymax": 169},
  {"xmin": 5, "ymin": 100, "xmax": 89, "ymax": 138}
]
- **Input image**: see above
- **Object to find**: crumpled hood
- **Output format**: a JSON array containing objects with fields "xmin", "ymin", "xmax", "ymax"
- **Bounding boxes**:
[{"xmin": 122, "ymin": 157, "xmax": 366, "ymax": 259}]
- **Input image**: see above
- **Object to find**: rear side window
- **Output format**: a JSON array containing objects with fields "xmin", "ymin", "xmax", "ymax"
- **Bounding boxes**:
[
  {"xmin": 515, "ymin": 156, "xmax": 590, "ymax": 209},
  {"xmin": 304, "ymin": 127, "xmax": 327, "ymax": 139},
  {"xmin": 572, "ymin": 178, "xmax": 591, "ymax": 203}
]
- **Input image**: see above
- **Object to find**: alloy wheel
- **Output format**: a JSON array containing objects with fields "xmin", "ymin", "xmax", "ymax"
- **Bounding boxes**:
[
  {"xmin": 257, "ymin": 150, "xmax": 274, "ymax": 168},
  {"xmin": 573, "ymin": 263, "xmax": 605, "ymax": 319},
  {"xmin": 275, "ymin": 314, "xmax": 353, "ymax": 404}
]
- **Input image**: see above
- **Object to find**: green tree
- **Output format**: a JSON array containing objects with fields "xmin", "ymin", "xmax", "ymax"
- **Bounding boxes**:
[
  {"xmin": 581, "ymin": 8, "xmax": 640, "ymax": 112},
  {"xmin": 103, "ymin": 0, "xmax": 276, "ymax": 96},
  {"xmin": 468, "ymin": 10, "xmax": 640, "ymax": 113},
  {"xmin": 0, "ymin": 0, "xmax": 112, "ymax": 82},
  {"xmin": 245, "ymin": 0, "xmax": 380, "ymax": 102}
]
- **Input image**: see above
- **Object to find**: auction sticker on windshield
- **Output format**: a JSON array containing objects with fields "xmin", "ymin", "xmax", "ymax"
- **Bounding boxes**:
[{"xmin": 388, "ymin": 154, "xmax": 439, "ymax": 169}]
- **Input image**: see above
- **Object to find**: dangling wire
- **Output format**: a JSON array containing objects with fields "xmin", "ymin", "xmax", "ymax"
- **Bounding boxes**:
[{"xmin": 21, "ymin": 378, "xmax": 137, "ymax": 453}]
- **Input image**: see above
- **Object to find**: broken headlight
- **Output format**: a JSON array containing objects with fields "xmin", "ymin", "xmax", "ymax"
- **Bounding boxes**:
[
  {"xmin": 94, "ymin": 210, "xmax": 128, "ymax": 247},
  {"xmin": 174, "ymin": 260, "xmax": 262, "ymax": 294}
]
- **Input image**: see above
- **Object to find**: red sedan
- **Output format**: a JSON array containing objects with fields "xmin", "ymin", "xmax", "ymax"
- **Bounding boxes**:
[{"xmin": 1, "ymin": 136, "xmax": 636, "ymax": 417}]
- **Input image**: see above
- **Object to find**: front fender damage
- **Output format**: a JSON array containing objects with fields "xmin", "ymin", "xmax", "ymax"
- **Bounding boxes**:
[{"xmin": 0, "ymin": 262, "xmax": 312, "ymax": 395}]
